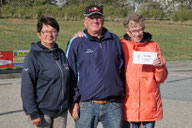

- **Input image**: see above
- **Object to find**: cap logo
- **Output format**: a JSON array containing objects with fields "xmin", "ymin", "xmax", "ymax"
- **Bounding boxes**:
[{"xmin": 89, "ymin": 7, "xmax": 100, "ymax": 12}]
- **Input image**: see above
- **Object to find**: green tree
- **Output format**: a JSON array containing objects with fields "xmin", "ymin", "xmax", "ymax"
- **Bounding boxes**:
[
  {"xmin": 0, "ymin": 0, "xmax": 6, "ymax": 7},
  {"xmin": 1, "ymin": 0, "xmax": 57, "ymax": 6},
  {"xmin": 175, "ymin": 0, "xmax": 192, "ymax": 9},
  {"xmin": 139, "ymin": 1, "xmax": 164, "ymax": 20},
  {"xmin": 65, "ymin": 0, "xmax": 127, "ymax": 6}
]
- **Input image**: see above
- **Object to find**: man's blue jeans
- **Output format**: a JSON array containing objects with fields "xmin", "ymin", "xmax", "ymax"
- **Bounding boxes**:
[
  {"xmin": 75, "ymin": 101, "xmax": 122, "ymax": 128},
  {"xmin": 122, "ymin": 121, "xmax": 155, "ymax": 128}
]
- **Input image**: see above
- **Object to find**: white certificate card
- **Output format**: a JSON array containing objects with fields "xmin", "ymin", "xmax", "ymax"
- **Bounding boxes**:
[{"xmin": 133, "ymin": 51, "xmax": 157, "ymax": 65}]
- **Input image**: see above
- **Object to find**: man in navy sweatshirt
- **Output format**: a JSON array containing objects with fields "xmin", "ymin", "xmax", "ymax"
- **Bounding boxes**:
[{"xmin": 66, "ymin": 4, "xmax": 125, "ymax": 128}]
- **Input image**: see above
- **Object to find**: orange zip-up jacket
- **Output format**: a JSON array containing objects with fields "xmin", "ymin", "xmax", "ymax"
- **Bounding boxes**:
[{"xmin": 121, "ymin": 33, "xmax": 168, "ymax": 122}]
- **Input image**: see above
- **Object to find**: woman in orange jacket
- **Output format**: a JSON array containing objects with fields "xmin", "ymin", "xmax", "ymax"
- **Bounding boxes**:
[{"xmin": 121, "ymin": 13, "xmax": 168, "ymax": 128}]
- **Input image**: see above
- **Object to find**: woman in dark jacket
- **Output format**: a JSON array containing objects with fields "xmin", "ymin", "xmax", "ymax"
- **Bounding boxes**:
[{"xmin": 21, "ymin": 16, "xmax": 74, "ymax": 128}]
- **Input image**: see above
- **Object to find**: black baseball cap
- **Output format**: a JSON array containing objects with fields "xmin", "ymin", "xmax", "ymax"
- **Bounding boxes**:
[{"xmin": 84, "ymin": 5, "xmax": 103, "ymax": 17}]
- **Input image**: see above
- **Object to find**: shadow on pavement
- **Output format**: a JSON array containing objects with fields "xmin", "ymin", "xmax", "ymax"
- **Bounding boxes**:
[{"xmin": 0, "ymin": 110, "xmax": 23, "ymax": 116}]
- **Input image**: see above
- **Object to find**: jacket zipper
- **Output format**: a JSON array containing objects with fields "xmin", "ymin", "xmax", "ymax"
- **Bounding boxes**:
[
  {"xmin": 138, "ymin": 64, "xmax": 140, "ymax": 121},
  {"xmin": 99, "ymin": 43, "xmax": 102, "ymax": 48},
  {"xmin": 55, "ymin": 60, "xmax": 64, "ymax": 114},
  {"xmin": 98, "ymin": 39, "xmax": 102, "ymax": 48},
  {"xmin": 98, "ymin": 39, "xmax": 106, "ymax": 98}
]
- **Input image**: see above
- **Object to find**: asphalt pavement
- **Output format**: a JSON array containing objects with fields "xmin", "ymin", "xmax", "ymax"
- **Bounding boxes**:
[{"xmin": 0, "ymin": 60, "xmax": 192, "ymax": 128}]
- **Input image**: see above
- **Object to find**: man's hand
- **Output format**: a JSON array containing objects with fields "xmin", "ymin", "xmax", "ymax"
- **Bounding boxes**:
[
  {"xmin": 73, "ymin": 32, "xmax": 84, "ymax": 38},
  {"xmin": 32, "ymin": 117, "xmax": 41, "ymax": 126},
  {"xmin": 153, "ymin": 57, "xmax": 163, "ymax": 68},
  {"xmin": 69, "ymin": 103, "xmax": 79, "ymax": 120}
]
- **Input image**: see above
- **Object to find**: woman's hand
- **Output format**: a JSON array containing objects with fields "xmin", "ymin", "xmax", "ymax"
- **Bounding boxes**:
[
  {"xmin": 153, "ymin": 57, "xmax": 163, "ymax": 68},
  {"xmin": 32, "ymin": 117, "xmax": 41, "ymax": 126}
]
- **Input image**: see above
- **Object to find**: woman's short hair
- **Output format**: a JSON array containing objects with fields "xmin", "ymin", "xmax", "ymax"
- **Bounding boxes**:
[
  {"xmin": 37, "ymin": 16, "xmax": 60, "ymax": 33},
  {"xmin": 123, "ymin": 12, "xmax": 145, "ymax": 30}
]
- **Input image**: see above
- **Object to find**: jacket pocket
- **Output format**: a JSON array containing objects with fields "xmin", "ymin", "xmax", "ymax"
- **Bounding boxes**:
[
  {"xmin": 36, "ymin": 79, "xmax": 50, "ymax": 103},
  {"xmin": 140, "ymin": 72, "xmax": 154, "ymax": 78}
]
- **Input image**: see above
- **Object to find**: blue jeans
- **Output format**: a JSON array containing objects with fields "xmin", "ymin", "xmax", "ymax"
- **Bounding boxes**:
[
  {"xmin": 122, "ymin": 121, "xmax": 155, "ymax": 128},
  {"xmin": 75, "ymin": 101, "xmax": 122, "ymax": 128}
]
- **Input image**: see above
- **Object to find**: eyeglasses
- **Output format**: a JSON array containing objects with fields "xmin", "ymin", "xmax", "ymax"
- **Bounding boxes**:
[
  {"xmin": 128, "ymin": 28, "xmax": 144, "ymax": 34},
  {"xmin": 41, "ymin": 30, "xmax": 58, "ymax": 36}
]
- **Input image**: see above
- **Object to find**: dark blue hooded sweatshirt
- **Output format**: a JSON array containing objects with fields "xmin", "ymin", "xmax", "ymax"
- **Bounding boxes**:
[{"xmin": 21, "ymin": 42, "xmax": 74, "ymax": 120}]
